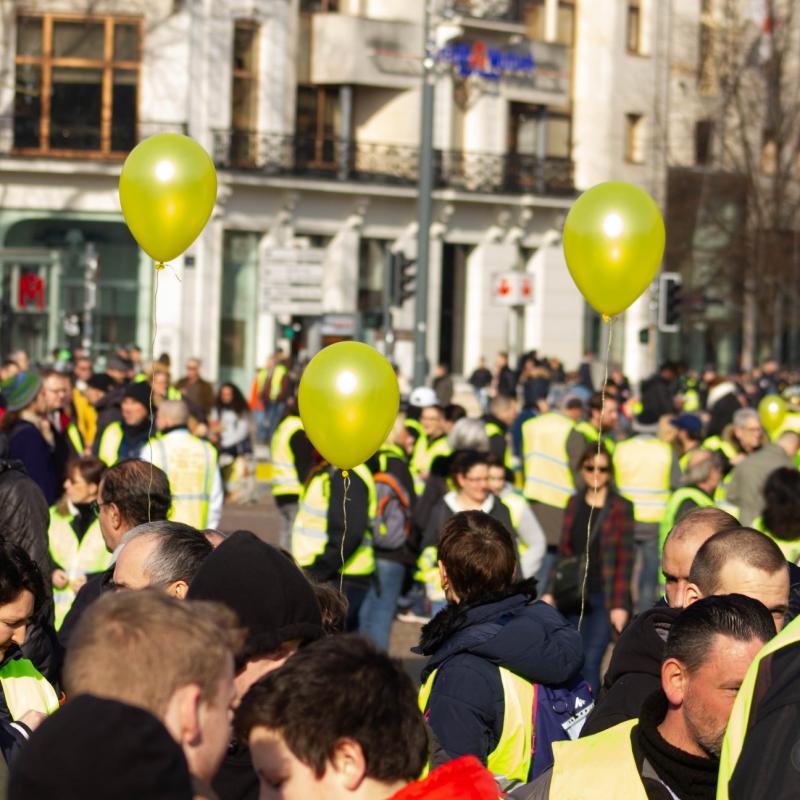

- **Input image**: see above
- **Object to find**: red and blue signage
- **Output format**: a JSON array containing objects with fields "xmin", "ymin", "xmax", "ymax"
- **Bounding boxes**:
[{"xmin": 437, "ymin": 41, "xmax": 535, "ymax": 80}]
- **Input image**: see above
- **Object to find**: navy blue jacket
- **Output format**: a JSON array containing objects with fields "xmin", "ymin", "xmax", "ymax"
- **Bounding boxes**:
[{"xmin": 415, "ymin": 580, "xmax": 583, "ymax": 766}]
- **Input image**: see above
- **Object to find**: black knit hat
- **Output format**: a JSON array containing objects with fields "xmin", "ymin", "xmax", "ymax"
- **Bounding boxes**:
[
  {"xmin": 122, "ymin": 380, "xmax": 152, "ymax": 409},
  {"xmin": 87, "ymin": 373, "xmax": 116, "ymax": 392},
  {"xmin": 8, "ymin": 695, "xmax": 193, "ymax": 800},
  {"xmin": 187, "ymin": 530, "xmax": 323, "ymax": 660}
]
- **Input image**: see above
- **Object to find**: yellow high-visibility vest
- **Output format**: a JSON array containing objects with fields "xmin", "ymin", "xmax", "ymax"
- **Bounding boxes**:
[
  {"xmin": 522, "ymin": 412, "xmax": 576, "ymax": 508},
  {"xmin": 269, "ymin": 364, "xmax": 288, "ymax": 402},
  {"xmin": 575, "ymin": 420, "xmax": 616, "ymax": 454},
  {"xmin": 550, "ymin": 718, "xmax": 647, "ymax": 799},
  {"xmin": 419, "ymin": 665, "xmax": 534, "ymax": 789},
  {"xmin": 48, "ymin": 507, "xmax": 112, "ymax": 630},
  {"xmin": 291, "ymin": 464, "xmax": 377, "ymax": 576},
  {"xmin": 271, "ymin": 416, "xmax": 305, "ymax": 498},
  {"xmin": 97, "ymin": 421, "xmax": 124, "ymax": 466},
  {"xmin": 717, "ymin": 614, "xmax": 800, "ymax": 800},
  {"xmin": 0, "ymin": 657, "xmax": 60, "ymax": 720},
  {"xmin": 411, "ymin": 436, "xmax": 451, "ymax": 495},
  {"xmin": 659, "ymin": 486, "xmax": 715, "ymax": 555},
  {"xmin": 144, "ymin": 430, "xmax": 217, "ymax": 529},
  {"xmin": 614, "ymin": 437, "xmax": 673, "ymax": 524},
  {"xmin": 66, "ymin": 422, "xmax": 84, "ymax": 455},
  {"xmin": 485, "ymin": 421, "xmax": 514, "ymax": 470}
]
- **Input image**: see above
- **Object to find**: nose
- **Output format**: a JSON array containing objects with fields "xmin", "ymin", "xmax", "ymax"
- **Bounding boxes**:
[{"xmin": 11, "ymin": 624, "xmax": 26, "ymax": 647}]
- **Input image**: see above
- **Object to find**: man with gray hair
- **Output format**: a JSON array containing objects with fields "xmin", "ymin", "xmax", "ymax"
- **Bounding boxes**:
[
  {"xmin": 726, "ymin": 429, "xmax": 800, "ymax": 526},
  {"xmin": 141, "ymin": 399, "xmax": 224, "ymax": 529},
  {"xmin": 111, "ymin": 520, "xmax": 213, "ymax": 597},
  {"xmin": 658, "ymin": 449, "xmax": 721, "ymax": 555}
]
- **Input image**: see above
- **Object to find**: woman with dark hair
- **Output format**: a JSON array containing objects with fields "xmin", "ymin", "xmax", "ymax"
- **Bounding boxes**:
[
  {"xmin": 545, "ymin": 444, "xmax": 635, "ymax": 695},
  {"xmin": 754, "ymin": 467, "xmax": 800, "ymax": 563},
  {"xmin": 418, "ymin": 451, "xmax": 513, "ymax": 616},
  {"xmin": 209, "ymin": 383, "xmax": 252, "ymax": 484},
  {"xmin": 48, "ymin": 456, "xmax": 109, "ymax": 630}
]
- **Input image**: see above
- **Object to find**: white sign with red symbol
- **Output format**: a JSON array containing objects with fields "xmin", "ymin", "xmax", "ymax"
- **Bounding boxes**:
[{"xmin": 491, "ymin": 272, "xmax": 534, "ymax": 306}]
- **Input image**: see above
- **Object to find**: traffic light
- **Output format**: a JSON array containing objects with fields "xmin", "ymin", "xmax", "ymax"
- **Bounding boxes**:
[
  {"xmin": 391, "ymin": 252, "xmax": 416, "ymax": 308},
  {"xmin": 658, "ymin": 272, "xmax": 683, "ymax": 333}
]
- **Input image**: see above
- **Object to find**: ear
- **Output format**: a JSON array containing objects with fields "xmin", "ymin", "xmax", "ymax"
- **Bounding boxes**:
[
  {"xmin": 167, "ymin": 580, "xmax": 189, "ymax": 599},
  {"xmin": 109, "ymin": 503, "xmax": 123, "ymax": 530},
  {"xmin": 329, "ymin": 738, "xmax": 367, "ymax": 792},
  {"xmin": 683, "ymin": 582, "xmax": 703, "ymax": 607},
  {"xmin": 661, "ymin": 658, "xmax": 687, "ymax": 708},
  {"xmin": 163, "ymin": 684, "xmax": 203, "ymax": 747}
]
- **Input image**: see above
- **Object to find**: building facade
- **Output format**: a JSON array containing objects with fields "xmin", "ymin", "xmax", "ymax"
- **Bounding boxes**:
[{"xmin": 0, "ymin": 0, "xmax": 679, "ymax": 388}]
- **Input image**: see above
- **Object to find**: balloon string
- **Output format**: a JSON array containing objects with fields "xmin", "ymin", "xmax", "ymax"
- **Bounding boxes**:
[
  {"xmin": 578, "ymin": 316, "xmax": 615, "ymax": 632},
  {"xmin": 340, "ymin": 471, "xmax": 350, "ymax": 594},
  {"xmin": 146, "ymin": 268, "xmax": 160, "ymax": 523}
]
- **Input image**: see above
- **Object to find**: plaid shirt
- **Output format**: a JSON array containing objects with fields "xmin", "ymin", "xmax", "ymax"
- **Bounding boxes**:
[{"xmin": 559, "ymin": 490, "xmax": 635, "ymax": 612}]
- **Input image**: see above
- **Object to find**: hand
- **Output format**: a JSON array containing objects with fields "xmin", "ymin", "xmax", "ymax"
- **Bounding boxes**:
[
  {"xmin": 70, "ymin": 574, "xmax": 87, "ymax": 593},
  {"xmin": 610, "ymin": 608, "xmax": 629, "ymax": 634},
  {"xmin": 18, "ymin": 710, "xmax": 48, "ymax": 732},
  {"xmin": 541, "ymin": 593, "xmax": 555, "ymax": 607},
  {"xmin": 52, "ymin": 569, "xmax": 68, "ymax": 590}
]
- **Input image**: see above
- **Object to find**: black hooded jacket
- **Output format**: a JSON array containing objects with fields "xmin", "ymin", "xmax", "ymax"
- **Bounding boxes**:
[{"xmin": 414, "ymin": 579, "xmax": 583, "ymax": 767}]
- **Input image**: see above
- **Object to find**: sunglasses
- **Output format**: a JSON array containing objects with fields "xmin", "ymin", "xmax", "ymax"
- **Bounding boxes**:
[{"xmin": 582, "ymin": 465, "xmax": 610, "ymax": 473}]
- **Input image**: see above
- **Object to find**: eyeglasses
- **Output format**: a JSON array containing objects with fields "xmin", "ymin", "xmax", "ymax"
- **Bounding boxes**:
[
  {"xmin": 90, "ymin": 500, "xmax": 109, "ymax": 517},
  {"xmin": 582, "ymin": 465, "xmax": 610, "ymax": 473}
]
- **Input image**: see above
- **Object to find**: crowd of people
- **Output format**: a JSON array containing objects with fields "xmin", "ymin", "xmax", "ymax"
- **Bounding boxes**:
[{"xmin": 0, "ymin": 343, "xmax": 798, "ymax": 798}]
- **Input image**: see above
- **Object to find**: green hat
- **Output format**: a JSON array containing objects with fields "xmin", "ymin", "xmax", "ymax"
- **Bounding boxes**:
[{"xmin": 0, "ymin": 371, "xmax": 42, "ymax": 412}]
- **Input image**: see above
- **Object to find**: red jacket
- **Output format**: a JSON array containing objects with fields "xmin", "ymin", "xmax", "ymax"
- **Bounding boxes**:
[{"xmin": 390, "ymin": 757, "xmax": 499, "ymax": 800}]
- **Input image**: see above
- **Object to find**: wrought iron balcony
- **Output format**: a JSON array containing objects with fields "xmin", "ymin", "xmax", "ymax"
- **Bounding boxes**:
[{"xmin": 212, "ymin": 130, "xmax": 574, "ymax": 197}]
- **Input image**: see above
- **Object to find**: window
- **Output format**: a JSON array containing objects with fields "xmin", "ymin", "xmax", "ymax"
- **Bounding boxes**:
[
  {"xmin": 13, "ymin": 13, "xmax": 141, "ymax": 157},
  {"xmin": 627, "ymin": 0, "xmax": 641, "ymax": 53},
  {"xmin": 516, "ymin": 0, "xmax": 545, "ymax": 40},
  {"xmin": 295, "ymin": 86, "xmax": 340, "ymax": 167},
  {"xmin": 625, "ymin": 113, "xmax": 646, "ymax": 164},
  {"xmin": 555, "ymin": 1, "xmax": 575, "ymax": 46},
  {"xmin": 695, "ymin": 119, "xmax": 713, "ymax": 165},
  {"xmin": 230, "ymin": 21, "xmax": 259, "ymax": 165}
]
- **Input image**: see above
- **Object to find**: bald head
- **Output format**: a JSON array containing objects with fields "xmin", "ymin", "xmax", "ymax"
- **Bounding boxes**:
[
  {"xmin": 662, "ymin": 507, "xmax": 738, "ymax": 609},
  {"xmin": 686, "ymin": 527, "xmax": 789, "ymax": 630},
  {"xmin": 777, "ymin": 430, "xmax": 800, "ymax": 459}
]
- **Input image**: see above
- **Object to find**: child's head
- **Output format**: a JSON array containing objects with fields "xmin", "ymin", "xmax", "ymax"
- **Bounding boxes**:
[{"xmin": 235, "ymin": 635, "xmax": 428, "ymax": 799}]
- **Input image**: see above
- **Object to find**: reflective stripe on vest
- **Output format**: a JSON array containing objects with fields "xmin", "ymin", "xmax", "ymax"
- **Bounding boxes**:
[
  {"xmin": 98, "ymin": 422, "xmax": 124, "ymax": 466},
  {"xmin": 550, "ymin": 718, "xmax": 646, "ymax": 800},
  {"xmin": 614, "ymin": 437, "xmax": 673, "ymax": 523},
  {"xmin": 66, "ymin": 422, "xmax": 84, "ymax": 455},
  {"xmin": 522, "ymin": 413, "xmax": 576, "ymax": 508},
  {"xmin": 48, "ymin": 508, "xmax": 112, "ymax": 630},
  {"xmin": 659, "ymin": 487, "xmax": 715, "ymax": 554},
  {"xmin": 378, "ymin": 444, "xmax": 407, "ymax": 474},
  {"xmin": 146, "ymin": 431, "xmax": 216, "ymax": 529},
  {"xmin": 291, "ymin": 464, "xmax": 377, "ymax": 575},
  {"xmin": 0, "ymin": 657, "xmax": 60, "ymax": 720},
  {"xmin": 752, "ymin": 516, "xmax": 800, "ymax": 564},
  {"xmin": 269, "ymin": 365, "xmax": 287, "ymax": 401},
  {"xmin": 412, "ymin": 436, "xmax": 451, "ymax": 495},
  {"xmin": 271, "ymin": 416, "xmax": 305, "ymax": 497},
  {"xmin": 717, "ymin": 615, "xmax": 800, "ymax": 800},
  {"xmin": 419, "ymin": 666, "xmax": 534, "ymax": 788}
]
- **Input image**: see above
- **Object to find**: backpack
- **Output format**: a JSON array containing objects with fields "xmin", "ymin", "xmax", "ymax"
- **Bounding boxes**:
[
  {"xmin": 372, "ymin": 472, "xmax": 412, "ymax": 551},
  {"xmin": 530, "ymin": 673, "xmax": 595, "ymax": 779}
]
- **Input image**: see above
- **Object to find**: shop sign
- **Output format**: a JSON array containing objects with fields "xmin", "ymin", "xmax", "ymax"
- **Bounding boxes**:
[
  {"xmin": 15, "ymin": 272, "xmax": 46, "ymax": 311},
  {"xmin": 492, "ymin": 271, "xmax": 534, "ymax": 306},
  {"xmin": 438, "ymin": 41, "xmax": 535, "ymax": 80}
]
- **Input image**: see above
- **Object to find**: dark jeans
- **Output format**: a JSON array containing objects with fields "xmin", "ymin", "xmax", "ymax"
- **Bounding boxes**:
[
  {"xmin": 359, "ymin": 558, "xmax": 406, "ymax": 650},
  {"xmin": 567, "ymin": 591, "xmax": 611, "ymax": 696},
  {"xmin": 342, "ymin": 579, "xmax": 369, "ymax": 633}
]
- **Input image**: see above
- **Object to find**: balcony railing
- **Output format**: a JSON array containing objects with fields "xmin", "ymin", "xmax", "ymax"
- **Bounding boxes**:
[
  {"xmin": 212, "ymin": 130, "xmax": 574, "ymax": 197},
  {"xmin": 447, "ymin": 0, "xmax": 542, "ymax": 25}
]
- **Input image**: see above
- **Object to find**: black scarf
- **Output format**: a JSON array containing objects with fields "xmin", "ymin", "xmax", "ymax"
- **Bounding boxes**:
[{"xmin": 636, "ymin": 690, "xmax": 719, "ymax": 800}]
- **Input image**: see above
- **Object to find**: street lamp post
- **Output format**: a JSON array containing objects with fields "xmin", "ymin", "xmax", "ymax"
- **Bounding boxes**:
[
  {"xmin": 413, "ymin": 0, "xmax": 437, "ymax": 387},
  {"xmin": 82, "ymin": 242, "xmax": 98, "ymax": 355}
]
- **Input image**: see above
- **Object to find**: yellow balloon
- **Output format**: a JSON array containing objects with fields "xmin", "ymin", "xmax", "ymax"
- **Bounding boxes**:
[
  {"xmin": 119, "ymin": 134, "xmax": 217, "ymax": 268},
  {"xmin": 563, "ymin": 181, "xmax": 666, "ymax": 319},
  {"xmin": 298, "ymin": 342, "xmax": 400, "ymax": 470},
  {"xmin": 759, "ymin": 395, "xmax": 787, "ymax": 434}
]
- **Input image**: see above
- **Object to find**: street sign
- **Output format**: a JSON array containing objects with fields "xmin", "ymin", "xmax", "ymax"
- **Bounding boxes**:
[
  {"xmin": 491, "ymin": 272, "xmax": 534, "ymax": 306},
  {"xmin": 261, "ymin": 248, "xmax": 325, "ymax": 315}
]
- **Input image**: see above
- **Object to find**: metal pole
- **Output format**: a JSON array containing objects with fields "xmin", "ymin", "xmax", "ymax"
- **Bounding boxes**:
[
  {"xmin": 414, "ymin": 0, "xmax": 436, "ymax": 387},
  {"xmin": 82, "ymin": 242, "xmax": 98, "ymax": 356},
  {"xmin": 383, "ymin": 249, "xmax": 395, "ymax": 360}
]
